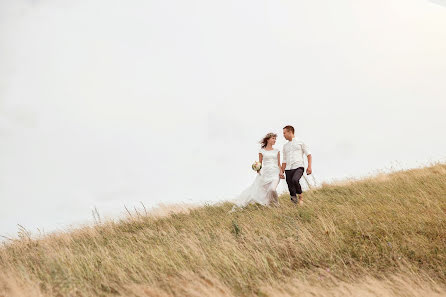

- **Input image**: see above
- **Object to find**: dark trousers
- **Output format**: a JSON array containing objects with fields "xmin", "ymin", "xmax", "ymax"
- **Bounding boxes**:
[{"xmin": 285, "ymin": 167, "xmax": 304, "ymax": 196}]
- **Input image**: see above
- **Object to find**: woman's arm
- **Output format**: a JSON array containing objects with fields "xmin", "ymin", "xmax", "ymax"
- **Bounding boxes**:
[{"xmin": 258, "ymin": 152, "xmax": 263, "ymax": 173}]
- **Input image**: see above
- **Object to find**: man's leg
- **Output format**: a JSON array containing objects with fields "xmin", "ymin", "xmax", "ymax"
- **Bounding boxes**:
[
  {"xmin": 285, "ymin": 169, "xmax": 298, "ymax": 203},
  {"xmin": 292, "ymin": 167, "xmax": 305, "ymax": 205}
]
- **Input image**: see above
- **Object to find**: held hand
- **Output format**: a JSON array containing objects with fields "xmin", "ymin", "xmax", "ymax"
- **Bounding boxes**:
[
  {"xmin": 279, "ymin": 172, "xmax": 285, "ymax": 179},
  {"xmin": 306, "ymin": 167, "xmax": 312, "ymax": 175}
]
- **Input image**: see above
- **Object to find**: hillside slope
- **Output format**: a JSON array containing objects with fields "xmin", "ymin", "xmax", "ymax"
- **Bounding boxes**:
[{"xmin": 1, "ymin": 164, "xmax": 446, "ymax": 297}]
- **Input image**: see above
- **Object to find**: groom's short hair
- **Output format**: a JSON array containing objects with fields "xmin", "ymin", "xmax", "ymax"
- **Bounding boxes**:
[{"xmin": 283, "ymin": 125, "xmax": 295, "ymax": 134}]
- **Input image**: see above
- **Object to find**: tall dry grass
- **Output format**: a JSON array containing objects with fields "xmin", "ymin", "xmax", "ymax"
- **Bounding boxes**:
[{"xmin": 1, "ymin": 164, "xmax": 446, "ymax": 297}]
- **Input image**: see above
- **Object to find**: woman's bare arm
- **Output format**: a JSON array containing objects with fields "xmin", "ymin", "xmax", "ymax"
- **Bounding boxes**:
[{"xmin": 258, "ymin": 153, "xmax": 263, "ymax": 173}]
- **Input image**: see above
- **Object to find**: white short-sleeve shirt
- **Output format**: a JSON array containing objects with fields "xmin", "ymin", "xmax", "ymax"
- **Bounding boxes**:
[{"xmin": 282, "ymin": 137, "xmax": 311, "ymax": 170}]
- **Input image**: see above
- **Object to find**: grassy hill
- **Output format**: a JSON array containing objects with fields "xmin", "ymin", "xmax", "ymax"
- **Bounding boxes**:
[{"xmin": 1, "ymin": 164, "xmax": 446, "ymax": 297}]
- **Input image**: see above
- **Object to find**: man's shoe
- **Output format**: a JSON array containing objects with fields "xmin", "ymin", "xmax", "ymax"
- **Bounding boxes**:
[{"xmin": 290, "ymin": 196, "xmax": 298, "ymax": 204}]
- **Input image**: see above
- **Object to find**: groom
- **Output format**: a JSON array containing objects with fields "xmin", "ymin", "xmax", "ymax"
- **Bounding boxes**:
[{"xmin": 279, "ymin": 125, "xmax": 313, "ymax": 205}]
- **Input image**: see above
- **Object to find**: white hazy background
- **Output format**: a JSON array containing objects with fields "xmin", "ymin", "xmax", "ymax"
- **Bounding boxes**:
[{"xmin": 1, "ymin": 0, "xmax": 445, "ymax": 237}]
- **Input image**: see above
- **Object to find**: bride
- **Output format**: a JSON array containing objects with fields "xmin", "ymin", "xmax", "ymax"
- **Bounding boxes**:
[{"xmin": 231, "ymin": 132, "xmax": 281, "ymax": 210}]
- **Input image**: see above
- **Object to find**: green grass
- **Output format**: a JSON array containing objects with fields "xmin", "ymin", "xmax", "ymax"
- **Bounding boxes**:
[{"xmin": 1, "ymin": 164, "xmax": 446, "ymax": 297}]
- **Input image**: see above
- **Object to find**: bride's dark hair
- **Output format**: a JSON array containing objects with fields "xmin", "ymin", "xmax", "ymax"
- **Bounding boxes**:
[{"xmin": 259, "ymin": 132, "xmax": 277, "ymax": 148}]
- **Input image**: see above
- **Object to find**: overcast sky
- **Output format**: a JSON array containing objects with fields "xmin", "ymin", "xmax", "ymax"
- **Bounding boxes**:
[{"xmin": 1, "ymin": 0, "xmax": 445, "ymax": 238}]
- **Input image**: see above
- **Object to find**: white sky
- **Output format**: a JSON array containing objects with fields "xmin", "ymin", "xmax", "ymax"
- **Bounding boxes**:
[{"xmin": 1, "ymin": 0, "xmax": 445, "ymax": 238}]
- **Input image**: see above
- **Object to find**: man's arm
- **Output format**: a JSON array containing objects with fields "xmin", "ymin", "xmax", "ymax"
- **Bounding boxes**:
[
  {"xmin": 301, "ymin": 141, "xmax": 312, "ymax": 175},
  {"xmin": 280, "ymin": 146, "xmax": 286, "ymax": 178},
  {"xmin": 280, "ymin": 162, "xmax": 286, "ymax": 179},
  {"xmin": 281, "ymin": 162, "xmax": 286, "ymax": 173},
  {"xmin": 306, "ymin": 154, "xmax": 312, "ymax": 175}
]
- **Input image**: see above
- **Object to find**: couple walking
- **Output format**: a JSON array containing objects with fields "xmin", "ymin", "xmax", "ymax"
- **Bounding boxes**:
[{"xmin": 232, "ymin": 125, "xmax": 312, "ymax": 209}]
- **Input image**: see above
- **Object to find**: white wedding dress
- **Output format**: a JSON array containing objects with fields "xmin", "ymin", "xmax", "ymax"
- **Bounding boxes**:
[{"xmin": 232, "ymin": 148, "xmax": 281, "ymax": 209}]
